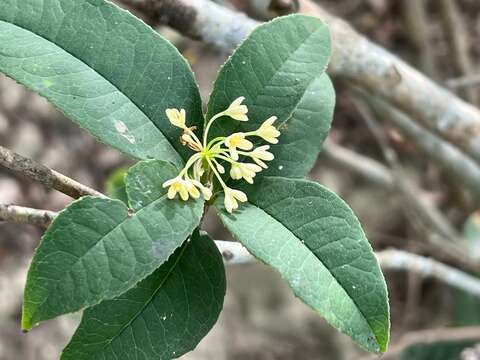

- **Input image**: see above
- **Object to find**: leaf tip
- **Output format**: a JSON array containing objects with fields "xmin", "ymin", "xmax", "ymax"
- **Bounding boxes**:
[{"xmin": 20, "ymin": 313, "xmax": 33, "ymax": 332}]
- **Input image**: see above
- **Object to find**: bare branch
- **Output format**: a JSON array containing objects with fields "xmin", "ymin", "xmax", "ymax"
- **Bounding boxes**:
[
  {"xmin": 321, "ymin": 140, "xmax": 395, "ymax": 189},
  {"xmin": 352, "ymin": 98, "xmax": 462, "ymax": 243},
  {"xmin": 366, "ymin": 96, "xmax": 480, "ymax": 199},
  {"xmin": 0, "ymin": 144, "xmax": 105, "ymax": 199},
  {"xmin": 447, "ymin": 74, "xmax": 480, "ymax": 89},
  {"xmin": 439, "ymin": 0, "xmax": 477, "ymax": 104},
  {"xmin": 119, "ymin": 0, "xmax": 480, "ymax": 163},
  {"xmin": 401, "ymin": 0, "xmax": 436, "ymax": 77},
  {"xmin": 299, "ymin": 0, "xmax": 480, "ymax": 163},
  {"xmin": 378, "ymin": 249, "xmax": 480, "ymax": 298},
  {"xmin": 0, "ymin": 204, "xmax": 56, "ymax": 228}
]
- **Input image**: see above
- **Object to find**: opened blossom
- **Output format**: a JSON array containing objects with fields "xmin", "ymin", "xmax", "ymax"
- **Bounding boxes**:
[
  {"xmin": 255, "ymin": 116, "xmax": 281, "ymax": 144},
  {"xmin": 224, "ymin": 133, "xmax": 253, "ymax": 160},
  {"xmin": 163, "ymin": 97, "xmax": 280, "ymax": 213}
]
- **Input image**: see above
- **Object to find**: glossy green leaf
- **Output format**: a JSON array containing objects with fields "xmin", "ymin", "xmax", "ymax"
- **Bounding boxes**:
[
  {"xmin": 105, "ymin": 167, "xmax": 129, "ymax": 204},
  {"xmin": 215, "ymin": 177, "xmax": 390, "ymax": 353},
  {"xmin": 261, "ymin": 73, "xmax": 335, "ymax": 178},
  {"xmin": 206, "ymin": 14, "xmax": 332, "ymax": 178},
  {"xmin": 0, "ymin": 0, "xmax": 202, "ymax": 165},
  {"xmin": 62, "ymin": 230, "xmax": 226, "ymax": 360},
  {"xmin": 22, "ymin": 160, "xmax": 203, "ymax": 330}
]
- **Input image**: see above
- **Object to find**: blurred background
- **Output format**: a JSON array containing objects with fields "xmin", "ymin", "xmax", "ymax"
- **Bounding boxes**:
[{"xmin": 1, "ymin": 0, "xmax": 480, "ymax": 359}]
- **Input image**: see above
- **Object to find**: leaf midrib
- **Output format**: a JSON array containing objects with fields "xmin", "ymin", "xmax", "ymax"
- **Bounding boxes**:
[
  {"xmin": 0, "ymin": 18, "xmax": 182, "ymax": 162},
  {"xmin": 244, "ymin": 195, "xmax": 381, "ymax": 349},
  {"xmin": 207, "ymin": 19, "xmax": 329, "ymax": 122},
  {"xmin": 98, "ymin": 239, "xmax": 190, "ymax": 355},
  {"xmin": 30, "ymin": 194, "xmax": 169, "ymax": 324}
]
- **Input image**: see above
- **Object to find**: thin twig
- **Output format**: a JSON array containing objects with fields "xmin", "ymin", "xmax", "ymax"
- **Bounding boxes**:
[
  {"xmin": 439, "ymin": 0, "xmax": 477, "ymax": 104},
  {"xmin": 298, "ymin": 0, "xmax": 480, "ymax": 163},
  {"xmin": 0, "ymin": 144, "xmax": 105, "ymax": 199},
  {"xmin": 366, "ymin": 96, "xmax": 480, "ymax": 200},
  {"xmin": 401, "ymin": 0, "xmax": 436, "ymax": 77},
  {"xmin": 378, "ymin": 249, "xmax": 480, "ymax": 297},
  {"xmin": 351, "ymin": 98, "xmax": 462, "ymax": 243},
  {"xmin": 0, "ymin": 204, "xmax": 56, "ymax": 228},
  {"xmin": 321, "ymin": 140, "xmax": 395, "ymax": 189},
  {"xmin": 447, "ymin": 75, "xmax": 480, "ymax": 89},
  {"xmin": 119, "ymin": 0, "xmax": 480, "ymax": 163}
]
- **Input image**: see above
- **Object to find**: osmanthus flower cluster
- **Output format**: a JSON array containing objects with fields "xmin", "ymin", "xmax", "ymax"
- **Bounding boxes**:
[{"xmin": 163, "ymin": 97, "xmax": 280, "ymax": 213}]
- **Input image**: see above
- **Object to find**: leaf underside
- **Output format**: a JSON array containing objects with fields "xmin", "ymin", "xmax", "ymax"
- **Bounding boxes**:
[
  {"xmin": 0, "ymin": 0, "xmax": 203, "ymax": 164},
  {"xmin": 62, "ymin": 230, "xmax": 226, "ymax": 360},
  {"xmin": 22, "ymin": 160, "xmax": 203, "ymax": 330},
  {"xmin": 215, "ymin": 177, "xmax": 390, "ymax": 353}
]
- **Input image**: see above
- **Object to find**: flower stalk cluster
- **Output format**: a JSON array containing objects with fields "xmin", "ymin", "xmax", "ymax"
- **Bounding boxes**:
[{"xmin": 163, "ymin": 97, "xmax": 280, "ymax": 213}]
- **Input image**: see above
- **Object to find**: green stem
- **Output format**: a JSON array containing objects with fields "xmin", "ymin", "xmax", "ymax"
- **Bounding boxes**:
[
  {"xmin": 206, "ymin": 157, "xmax": 227, "ymax": 189},
  {"xmin": 215, "ymin": 154, "xmax": 237, "ymax": 165},
  {"xmin": 179, "ymin": 153, "xmax": 201, "ymax": 178},
  {"xmin": 206, "ymin": 136, "xmax": 225, "ymax": 150},
  {"xmin": 237, "ymin": 150, "xmax": 254, "ymax": 157},
  {"xmin": 203, "ymin": 112, "xmax": 225, "ymax": 147}
]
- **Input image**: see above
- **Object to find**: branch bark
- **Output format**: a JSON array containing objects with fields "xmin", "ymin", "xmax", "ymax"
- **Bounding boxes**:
[
  {"xmin": 0, "ymin": 204, "xmax": 56, "ymax": 228},
  {"xmin": 401, "ymin": 0, "xmax": 436, "ymax": 77},
  {"xmin": 0, "ymin": 144, "xmax": 105, "ymax": 199},
  {"xmin": 119, "ymin": 0, "xmax": 480, "ymax": 164},
  {"xmin": 439, "ymin": 0, "xmax": 477, "ymax": 104},
  {"xmin": 321, "ymin": 140, "xmax": 395, "ymax": 189},
  {"xmin": 366, "ymin": 96, "xmax": 480, "ymax": 199},
  {"xmin": 352, "ymin": 98, "xmax": 463, "ymax": 243}
]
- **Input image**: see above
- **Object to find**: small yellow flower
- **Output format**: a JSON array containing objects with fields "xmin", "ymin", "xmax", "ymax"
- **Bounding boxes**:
[
  {"xmin": 256, "ymin": 116, "xmax": 280, "ymax": 144},
  {"xmin": 224, "ymin": 187, "xmax": 248, "ymax": 213},
  {"xmin": 224, "ymin": 133, "xmax": 253, "ymax": 160},
  {"xmin": 191, "ymin": 179, "xmax": 213, "ymax": 201},
  {"xmin": 185, "ymin": 180, "xmax": 200, "ymax": 199},
  {"xmin": 224, "ymin": 97, "xmax": 248, "ymax": 121},
  {"xmin": 165, "ymin": 108, "xmax": 186, "ymax": 129},
  {"xmin": 230, "ymin": 163, "xmax": 262, "ymax": 184},
  {"xmin": 162, "ymin": 177, "xmax": 189, "ymax": 201},
  {"xmin": 248, "ymin": 145, "xmax": 274, "ymax": 169}
]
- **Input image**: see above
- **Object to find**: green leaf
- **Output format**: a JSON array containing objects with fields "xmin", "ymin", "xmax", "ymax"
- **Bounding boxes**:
[
  {"xmin": 262, "ymin": 73, "xmax": 335, "ymax": 178},
  {"xmin": 105, "ymin": 167, "xmax": 129, "ymax": 204},
  {"xmin": 206, "ymin": 14, "xmax": 332, "ymax": 178},
  {"xmin": 0, "ymin": 0, "xmax": 202, "ymax": 165},
  {"xmin": 61, "ymin": 230, "xmax": 225, "ymax": 360},
  {"xmin": 215, "ymin": 177, "xmax": 390, "ymax": 353},
  {"xmin": 22, "ymin": 160, "xmax": 203, "ymax": 330}
]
